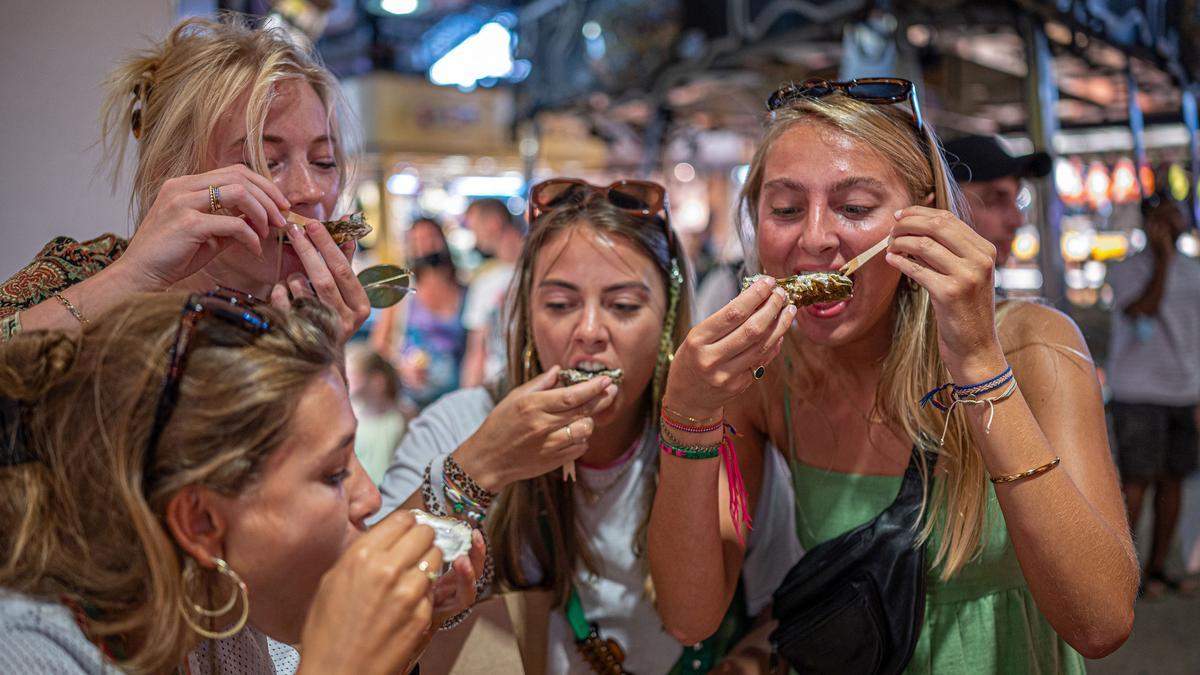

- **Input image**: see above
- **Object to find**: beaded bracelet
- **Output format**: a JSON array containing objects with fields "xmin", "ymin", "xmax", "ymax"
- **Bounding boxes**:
[
  {"xmin": 419, "ymin": 459, "xmax": 495, "ymax": 630},
  {"xmin": 443, "ymin": 475, "xmax": 487, "ymax": 525},
  {"xmin": 659, "ymin": 431, "xmax": 722, "ymax": 459},
  {"xmin": 658, "ymin": 430, "xmax": 753, "ymax": 544}
]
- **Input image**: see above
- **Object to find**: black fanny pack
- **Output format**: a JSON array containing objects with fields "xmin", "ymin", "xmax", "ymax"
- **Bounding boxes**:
[{"xmin": 769, "ymin": 447, "xmax": 930, "ymax": 674}]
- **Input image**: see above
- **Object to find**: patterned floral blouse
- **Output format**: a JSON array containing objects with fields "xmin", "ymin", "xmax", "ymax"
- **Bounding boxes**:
[{"xmin": 0, "ymin": 235, "xmax": 128, "ymax": 340}]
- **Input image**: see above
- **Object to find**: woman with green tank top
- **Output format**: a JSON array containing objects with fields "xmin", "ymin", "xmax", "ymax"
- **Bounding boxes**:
[{"xmin": 646, "ymin": 79, "xmax": 1137, "ymax": 673}]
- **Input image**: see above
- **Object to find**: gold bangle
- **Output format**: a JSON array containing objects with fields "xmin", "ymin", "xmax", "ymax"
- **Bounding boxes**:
[
  {"xmin": 991, "ymin": 457, "xmax": 1061, "ymax": 484},
  {"xmin": 661, "ymin": 402, "xmax": 721, "ymax": 426},
  {"xmin": 53, "ymin": 292, "xmax": 88, "ymax": 325}
]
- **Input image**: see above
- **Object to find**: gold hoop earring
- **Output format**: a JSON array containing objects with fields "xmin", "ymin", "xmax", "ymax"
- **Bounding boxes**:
[{"xmin": 178, "ymin": 556, "xmax": 250, "ymax": 640}]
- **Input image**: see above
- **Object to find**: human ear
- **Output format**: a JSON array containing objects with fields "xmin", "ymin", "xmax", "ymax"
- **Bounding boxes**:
[{"xmin": 164, "ymin": 486, "xmax": 230, "ymax": 570}]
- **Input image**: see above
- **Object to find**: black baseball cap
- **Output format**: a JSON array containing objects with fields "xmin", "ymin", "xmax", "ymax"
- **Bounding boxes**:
[{"xmin": 943, "ymin": 135, "xmax": 1052, "ymax": 183}]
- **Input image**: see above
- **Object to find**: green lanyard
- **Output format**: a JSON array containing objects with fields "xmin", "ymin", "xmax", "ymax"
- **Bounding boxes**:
[{"xmin": 565, "ymin": 587, "xmax": 722, "ymax": 674}]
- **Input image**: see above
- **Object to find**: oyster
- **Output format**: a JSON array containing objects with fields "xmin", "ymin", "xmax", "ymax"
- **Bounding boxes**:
[
  {"xmin": 558, "ymin": 368, "xmax": 624, "ymax": 387},
  {"xmin": 742, "ymin": 272, "xmax": 853, "ymax": 307},
  {"xmin": 283, "ymin": 212, "xmax": 373, "ymax": 245},
  {"xmin": 411, "ymin": 510, "xmax": 473, "ymax": 565}
]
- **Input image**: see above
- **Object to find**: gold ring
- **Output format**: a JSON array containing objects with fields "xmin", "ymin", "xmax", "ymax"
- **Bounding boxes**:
[
  {"xmin": 564, "ymin": 423, "xmax": 574, "ymax": 444},
  {"xmin": 418, "ymin": 559, "xmax": 438, "ymax": 582},
  {"xmin": 753, "ymin": 365, "xmax": 766, "ymax": 380},
  {"xmin": 208, "ymin": 185, "xmax": 222, "ymax": 214}
]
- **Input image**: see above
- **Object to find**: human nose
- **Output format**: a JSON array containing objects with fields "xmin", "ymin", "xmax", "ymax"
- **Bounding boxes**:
[
  {"xmin": 274, "ymin": 161, "xmax": 324, "ymax": 214},
  {"xmin": 573, "ymin": 301, "xmax": 608, "ymax": 348},
  {"xmin": 346, "ymin": 455, "xmax": 382, "ymax": 527},
  {"xmin": 797, "ymin": 201, "xmax": 840, "ymax": 258},
  {"xmin": 1003, "ymin": 202, "xmax": 1024, "ymax": 233}
]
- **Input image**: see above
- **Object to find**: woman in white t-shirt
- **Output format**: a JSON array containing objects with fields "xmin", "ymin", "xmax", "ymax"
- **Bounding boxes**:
[{"xmin": 377, "ymin": 179, "xmax": 800, "ymax": 674}]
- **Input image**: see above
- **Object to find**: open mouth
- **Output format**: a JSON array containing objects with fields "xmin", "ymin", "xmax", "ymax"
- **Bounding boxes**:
[{"xmin": 558, "ymin": 362, "xmax": 624, "ymax": 387}]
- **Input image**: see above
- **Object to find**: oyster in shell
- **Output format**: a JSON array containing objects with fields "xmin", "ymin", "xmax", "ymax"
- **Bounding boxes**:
[
  {"xmin": 742, "ymin": 272, "xmax": 853, "ymax": 307},
  {"xmin": 558, "ymin": 368, "xmax": 624, "ymax": 387},
  {"xmin": 411, "ymin": 510, "xmax": 472, "ymax": 566},
  {"xmin": 283, "ymin": 212, "xmax": 373, "ymax": 245}
]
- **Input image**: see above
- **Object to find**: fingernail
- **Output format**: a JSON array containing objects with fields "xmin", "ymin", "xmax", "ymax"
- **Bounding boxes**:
[
  {"xmin": 773, "ymin": 287, "xmax": 788, "ymax": 302},
  {"xmin": 894, "ymin": 209, "xmax": 904, "ymax": 219},
  {"xmin": 598, "ymin": 376, "xmax": 611, "ymax": 387},
  {"xmin": 605, "ymin": 384, "xmax": 618, "ymax": 396},
  {"xmin": 786, "ymin": 304, "xmax": 798, "ymax": 316},
  {"xmin": 287, "ymin": 223, "xmax": 303, "ymax": 239}
]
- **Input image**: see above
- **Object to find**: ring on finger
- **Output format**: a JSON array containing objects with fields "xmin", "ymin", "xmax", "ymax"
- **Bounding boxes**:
[
  {"xmin": 418, "ymin": 559, "xmax": 439, "ymax": 582},
  {"xmin": 753, "ymin": 365, "xmax": 766, "ymax": 380},
  {"xmin": 208, "ymin": 185, "xmax": 223, "ymax": 214},
  {"xmin": 564, "ymin": 422, "xmax": 574, "ymax": 444}
]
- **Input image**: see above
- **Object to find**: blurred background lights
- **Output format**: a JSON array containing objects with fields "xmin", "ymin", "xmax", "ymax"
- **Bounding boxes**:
[
  {"xmin": 1012, "ymin": 225, "xmax": 1040, "ymax": 261},
  {"xmin": 380, "ymin": 0, "xmax": 418, "ymax": 16},
  {"xmin": 673, "ymin": 162, "xmax": 696, "ymax": 183},
  {"xmin": 1055, "ymin": 158, "xmax": 1085, "ymax": 207},
  {"xmin": 1169, "ymin": 163, "xmax": 1190, "ymax": 201},
  {"xmin": 386, "ymin": 171, "xmax": 420, "ymax": 196},
  {"xmin": 429, "ymin": 22, "xmax": 517, "ymax": 89},
  {"xmin": 1061, "ymin": 230, "xmax": 1094, "ymax": 262}
]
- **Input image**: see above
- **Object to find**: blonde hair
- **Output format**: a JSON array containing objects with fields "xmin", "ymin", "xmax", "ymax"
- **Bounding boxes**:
[
  {"xmin": 100, "ymin": 14, "xmax": 352, "ymax": 225},
  {"xmin": 0, "ymin": 294, "xmax": 342, "ymax": 674},
  {"xmin": 738, "ymin": 93, "xmax": 986, "ymax": 580},
  {"xmin": 487, "ymin": 198, "xmax": 693, "ymax": 607}
]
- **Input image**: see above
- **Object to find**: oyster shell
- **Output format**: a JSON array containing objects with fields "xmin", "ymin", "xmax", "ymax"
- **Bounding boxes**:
[
  {"xmin": 411, "ymin": 510, "xmax": 473, "ymax": 565},
  {"xmin": 283, "ymin": 212, "xmax": 373, "ymax": 245},
  {"xmin": 742, "ymin": 272, "xmax": 853, "ymax": 307},
  {"xmin": 558, "ymin": 368, "xmax": 624, "ymax": 387}
]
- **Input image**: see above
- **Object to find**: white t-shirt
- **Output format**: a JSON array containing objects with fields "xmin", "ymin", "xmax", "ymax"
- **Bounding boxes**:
[
  {"xmin": 1107, "ymin": 250, "xmax": 1200, "ymax": 406},
  {"xmin": 462, "ymin": 262, "xmax": 516, "ymax": 384},
  {"xmin": 376, "ymin": 388, "xmax": 802, "ymax": 674}
]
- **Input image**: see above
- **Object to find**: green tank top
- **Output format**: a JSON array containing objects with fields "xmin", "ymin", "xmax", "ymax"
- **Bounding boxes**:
[{"xmin": 783, "ymin": 386, "xmax": 1085, "ymax": 674}]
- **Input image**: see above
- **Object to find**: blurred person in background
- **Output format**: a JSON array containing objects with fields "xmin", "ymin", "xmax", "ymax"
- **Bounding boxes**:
[
  {"xmin": 0, "ymin": 15, "xmax": 369, "ymax": 344},
  {"xmin": 395, "ymin": 218, "xmax": 468, "ymax": 413},
  {"xmin": 460, "ymin": 198, "xmax": 524, "ymax": 388},
  {"xmin": 1107, "ymin": 195, "xmax": 1200, "ymax": 597},
  {"xmin": 943, "ymin": 135, "xmax": 1050, "ymax": 267},
  {"xmin": 0, "ymin": 293, "xmax": 482, "ymax": 674},
  {"xmin": 347, "ymin": 344, "xmax": 407, "ymax": 485}
]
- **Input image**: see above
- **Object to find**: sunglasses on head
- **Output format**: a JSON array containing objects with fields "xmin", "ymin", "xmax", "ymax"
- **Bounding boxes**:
[
  {"xmin": 143, "ymin": 288, "xmax": 270, "ymax": 487},
  {"xmin": 766, "ymin": 77, "xmax": 924, "ymax": 133},
  {"xmin": 529, "ymin": 178, "xmax": 667, "ymax": 219},
  {"xmin": 528, "ymin": 178, "xmax": 673, "ymax": 250}
]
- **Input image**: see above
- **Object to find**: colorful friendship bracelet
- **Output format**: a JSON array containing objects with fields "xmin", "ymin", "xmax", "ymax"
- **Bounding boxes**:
[
  {"xmin": 658, "ymin": 430, "xmax": 722, "ymax": 459},
  {"xmin": 919, "ymin": 365, "xmax": 1015, "ymax": 412}
]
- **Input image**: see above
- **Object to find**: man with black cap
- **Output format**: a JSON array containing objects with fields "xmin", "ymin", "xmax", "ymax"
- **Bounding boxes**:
[{"xmin": 943, "ymin": 135, "xmax": 1052, "ymax": 265}]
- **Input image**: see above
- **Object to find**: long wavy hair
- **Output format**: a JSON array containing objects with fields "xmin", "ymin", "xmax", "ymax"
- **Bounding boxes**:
[
  {"xmin": 737, "ymin": 93, "xmax": 988, "ymax": 580},
  {"xmin": 100, "ymin": 13, "xmax": 353, "ymax": 225},
  {"xmin": 487, "ymin": 197, "xmax": 693, "ymax": 606},
  {"xmin": 0, "ymin": 294, "xmax": 342, "ymax": 673}
]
